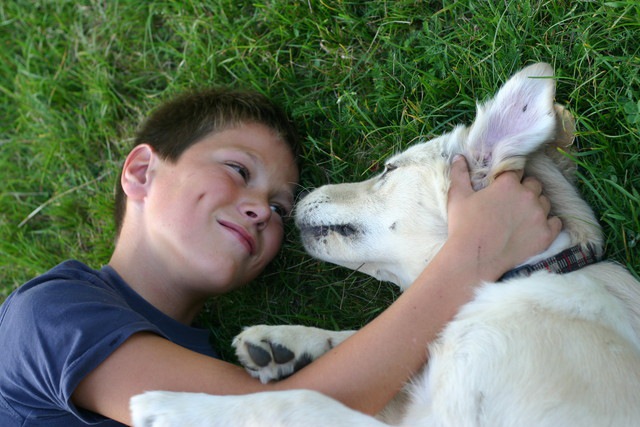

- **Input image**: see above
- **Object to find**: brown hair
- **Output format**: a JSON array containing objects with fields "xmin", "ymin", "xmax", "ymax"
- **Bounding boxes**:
[{"xmin": 114, "ymin": 88, "xmax": 301, "ymax": 235}]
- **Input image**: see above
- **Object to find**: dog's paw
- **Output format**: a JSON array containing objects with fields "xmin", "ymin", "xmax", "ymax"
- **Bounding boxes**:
[
  {"xmin": 131, "ymin": 391, "xmax": 192, "ymax": 427},
  {"xmin": 232, "ymin": 325, "xmax": 355, "ymax": 383},
  {"xmin": 131, "ymin": 391, "xmax": 241, "ymax": 427}
]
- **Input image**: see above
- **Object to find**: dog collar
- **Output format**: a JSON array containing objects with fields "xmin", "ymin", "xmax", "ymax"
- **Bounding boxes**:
[{"xmin": 499, "ymin": 244, "xmax": 601, "ymax": 282}]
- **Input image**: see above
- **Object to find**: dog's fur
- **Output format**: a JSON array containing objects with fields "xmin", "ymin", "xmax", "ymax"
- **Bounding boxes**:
[{"xmin": 131, "ymin": 63, "xmax": 640, "ymax": 427}]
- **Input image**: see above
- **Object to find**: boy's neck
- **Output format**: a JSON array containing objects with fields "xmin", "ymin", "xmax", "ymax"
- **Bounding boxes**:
[{"xmin": 109, "ymin": 244, "xmax": 205, "ymax": 326}]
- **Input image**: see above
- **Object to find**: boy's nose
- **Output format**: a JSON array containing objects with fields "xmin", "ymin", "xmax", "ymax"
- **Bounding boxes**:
[{"xmin": 243, "ymin": 201, "xmax": 271, "ymax": 229}]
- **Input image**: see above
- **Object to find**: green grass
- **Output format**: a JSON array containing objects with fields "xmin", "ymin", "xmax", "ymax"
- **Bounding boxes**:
[{"xmin": 1, "ymin": 0, "xmax": 638, "ymax": 361}]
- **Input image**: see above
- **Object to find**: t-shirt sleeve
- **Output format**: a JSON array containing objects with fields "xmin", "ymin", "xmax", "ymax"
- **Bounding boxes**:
[{"xmin": 0, "ymin": 277, "xmax": 163, "ymax": 423}]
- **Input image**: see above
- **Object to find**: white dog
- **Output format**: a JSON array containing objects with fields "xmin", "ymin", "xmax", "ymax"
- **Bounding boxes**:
[{"xmin": 131, "ymin": 63, "xmax": 640, "ymax": 427}]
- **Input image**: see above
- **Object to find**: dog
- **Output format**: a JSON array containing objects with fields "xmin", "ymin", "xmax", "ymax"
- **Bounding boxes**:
[{"xmin": 131, "ymin": 63, "xmax": 640, "ymax": 426}]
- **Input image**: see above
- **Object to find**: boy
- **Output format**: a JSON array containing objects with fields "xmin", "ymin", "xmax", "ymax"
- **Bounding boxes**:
[{"xmin": 0, "ymin": 88, "xmax": 560, "ymax": 426}]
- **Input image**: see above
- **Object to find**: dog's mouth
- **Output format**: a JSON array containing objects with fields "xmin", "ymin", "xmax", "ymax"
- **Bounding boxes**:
[{"xmin": 299, "ymin": 223, "xmax": 360, "ymax": 239}]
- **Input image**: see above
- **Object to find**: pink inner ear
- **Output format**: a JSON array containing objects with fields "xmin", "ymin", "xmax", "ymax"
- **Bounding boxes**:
[
  {"xmin": 483, "ymin": 96, "xmax": 538, "ymax": 149},
  {"xmin": 465, "ymin": 64, "xmax": 557, "ymax": 181}
]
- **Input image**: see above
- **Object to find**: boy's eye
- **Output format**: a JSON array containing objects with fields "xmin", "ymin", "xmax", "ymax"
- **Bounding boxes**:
[
  {"xmin": 228, "ymin": 163, "xmax": 250, "ymax": 181},
  {"xmin": 270, "ymin": 204, "xmax": 289, "ymax": 218}
]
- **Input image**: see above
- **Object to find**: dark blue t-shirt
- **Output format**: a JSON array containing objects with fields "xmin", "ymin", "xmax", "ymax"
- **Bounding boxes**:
[{"xmin": 0, "ymin": 260, "xmax": 219, "ymax": 426}]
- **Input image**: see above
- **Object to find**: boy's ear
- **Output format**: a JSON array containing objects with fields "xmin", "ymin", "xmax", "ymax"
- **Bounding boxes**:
[{"xmin": 121, "ymin": 144, "xmax": 157, "ymax": 200}]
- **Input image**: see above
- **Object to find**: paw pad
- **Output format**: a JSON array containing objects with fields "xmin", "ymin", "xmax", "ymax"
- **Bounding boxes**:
[{"xmin": 246, "ymin": 341, "xmax": 295, "ymax": 367}]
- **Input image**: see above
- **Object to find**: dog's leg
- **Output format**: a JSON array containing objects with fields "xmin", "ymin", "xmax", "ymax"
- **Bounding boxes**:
[
  {"xmin": 233, "ymin": 325, "xmax": 355, "ymax": 383},
  {"xmin": 525, "ymin": 153, "xmax": 603, "ymax": 252},
  {"xmin": 130, "ymin": 389, "xmax": 389, "ymax": 427}
]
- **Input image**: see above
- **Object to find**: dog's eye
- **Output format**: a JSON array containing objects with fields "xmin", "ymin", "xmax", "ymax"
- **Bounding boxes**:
[{"xmin": 383, "ymin": 164, "xmax": 398, "ymax": 175}]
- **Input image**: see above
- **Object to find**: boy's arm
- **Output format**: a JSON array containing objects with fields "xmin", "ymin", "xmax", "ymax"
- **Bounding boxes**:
[
  {"xmin": 72, "ymin": 242, "xmax": 474, "ymax": 424},
  {"xmin": 72, "ymin": 243, "xmax": 485, "ymax": 426},
  {"xmin": 74, "ymin": 158, "xmax": 560, "ymax": 424},
  {"xmin": 72, "ymin": 332, "xmax": 268, "ymax": 425}
]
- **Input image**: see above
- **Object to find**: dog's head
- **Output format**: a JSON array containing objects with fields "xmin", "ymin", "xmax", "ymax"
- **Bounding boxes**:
[{"xmin": 295, "ymin": 63, "xmax": 602, "ymax": 289}]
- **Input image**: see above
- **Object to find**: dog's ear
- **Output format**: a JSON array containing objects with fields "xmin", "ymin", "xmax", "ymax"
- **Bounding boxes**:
[{"xmin": 464, "ymin": 63, "xmax": 557, "ymax": 190}]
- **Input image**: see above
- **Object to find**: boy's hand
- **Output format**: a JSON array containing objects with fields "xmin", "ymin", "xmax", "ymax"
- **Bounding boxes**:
[{"xmin": 446, "ymin": 155, "xmax": 562, "ymax": 282}]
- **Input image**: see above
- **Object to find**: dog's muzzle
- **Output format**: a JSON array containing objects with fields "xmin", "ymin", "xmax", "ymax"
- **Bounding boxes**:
[{"xmin": 300, "ymin": 224, "xmax": 359, "ymax": 239}]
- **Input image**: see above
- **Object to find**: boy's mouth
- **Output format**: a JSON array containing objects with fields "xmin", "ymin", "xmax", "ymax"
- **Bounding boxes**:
[{"xmin": 218, "ymin": 220, "xmax": 256, "ymax": 255}]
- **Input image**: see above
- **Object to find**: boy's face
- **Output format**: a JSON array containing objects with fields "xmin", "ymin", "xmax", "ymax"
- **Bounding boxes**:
[{"xmin": 144, "ymin": 122, "xmax": 299, "ymax": 295}]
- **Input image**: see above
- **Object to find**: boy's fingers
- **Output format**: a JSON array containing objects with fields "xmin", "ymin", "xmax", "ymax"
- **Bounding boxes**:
[
  {"xmin": 496, "ymin": 168, "xmax": 525, "ymax": 183},
  {"xmin": 548, "ymin": 216, "xmax": 563, "ymax": 239},
  {"xmin": 539, "ymin": 194, "xmax": 551, "ymax": 215},
  {"xmin": 522, "ymin": 176, "xmax": 543, "ymax": 195},
  {"xmin": 448, "ymin": 155, "xmax": 473, "ymax": 202}
]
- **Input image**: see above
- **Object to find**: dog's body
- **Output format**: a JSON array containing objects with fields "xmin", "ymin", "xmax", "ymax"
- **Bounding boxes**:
[{"xmin": 131, "ymin": 63, "xmax": 640, "ymax": 426}]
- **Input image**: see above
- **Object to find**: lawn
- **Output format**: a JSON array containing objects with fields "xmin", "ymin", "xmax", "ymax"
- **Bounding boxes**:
[{"xmin": 1, "ymin": 0, "xmax": 638, "ymax": 360}]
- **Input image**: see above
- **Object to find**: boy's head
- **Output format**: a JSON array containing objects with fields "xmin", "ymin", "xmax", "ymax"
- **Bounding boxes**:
[{"xmin": 114, "ymin": 88, "xmax": 301, "ymax": 235}]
